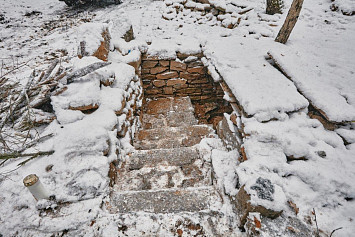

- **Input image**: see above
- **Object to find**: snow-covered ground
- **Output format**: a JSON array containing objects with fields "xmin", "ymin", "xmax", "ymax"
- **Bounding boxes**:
[{"xmin": 1, "ymin": 0, "xmax": 354, "ymax": 236}]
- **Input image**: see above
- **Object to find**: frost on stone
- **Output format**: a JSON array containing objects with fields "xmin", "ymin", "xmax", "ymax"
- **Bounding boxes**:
[{"xmin": 250, "ymin": 177, "xmax": 275, "ymax": 201}]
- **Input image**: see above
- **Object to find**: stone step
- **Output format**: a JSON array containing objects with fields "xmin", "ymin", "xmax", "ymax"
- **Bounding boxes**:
[
  {"xmin": 108, "ymin": 186, "xmax": 217, "ymax": 214},
  {"xmin": 115, "ymin": 148, "xmax": 211, "ymax": 191},
  {"xmin": 134, "ymin": 125, "xmax": 214, "ymax": 150},
  {"xmin": 127, "ymin": 147, "xmax": 199, "ymax": 170},
  {"xmin": 142, "ymin": 110, "xmax": 198, "ymax": 129},
  {"xmin": 115, "ymin": 164, "xmax": 212, "ymax": 191},
  {"xmin": 144, "ymin": 97, "xmax": 195, "ymax": 115},
  {"xmin": 100, "ymin": 210, "xmax": 241, "ymax": 236}
]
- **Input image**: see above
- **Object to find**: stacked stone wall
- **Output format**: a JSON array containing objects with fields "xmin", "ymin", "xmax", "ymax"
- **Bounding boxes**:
[{"xmin": 141, "ymin": 53, "xmax": 232, "ymax": 125}]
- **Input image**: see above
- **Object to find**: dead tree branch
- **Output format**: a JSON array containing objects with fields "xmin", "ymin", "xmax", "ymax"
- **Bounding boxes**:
[
  {"xmin": 0, "ymin": 59, "xmax": 64, "ymax": 166},
  {"xmin": 313, "ymin": 208, "xmax": 320, "ymax": 237},
  {"xmin": 330, "ymin": 227, "xmax": 343, "ymax": 237},
  {"xmin": 65, "ymin": 61, "xmax": 111, "ymax": 84},
  {"xmin": 0, "ymin": 150, "xmax": 54, "ymax": 160}
]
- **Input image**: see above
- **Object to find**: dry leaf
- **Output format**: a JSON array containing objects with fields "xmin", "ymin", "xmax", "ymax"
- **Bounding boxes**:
[
  {"xmin": 254, "ymin": 216, "xmax": 261, "ymax": 229},
  {"xmin": 177, "ymin": 229, "xmax": 183, "ymax": 236},
  {"xmin": 288, "ymin": 200, "xmax": 299, "ymax": 215},
  {"xmin": 287, "ymin": 226, "xmax": 299, "ymax": 233}
]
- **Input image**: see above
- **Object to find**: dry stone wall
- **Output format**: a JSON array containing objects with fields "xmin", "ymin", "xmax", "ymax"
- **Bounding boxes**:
[{"xmin": 141, "ymin": 53, "xmax": 232, "ymax": 125}]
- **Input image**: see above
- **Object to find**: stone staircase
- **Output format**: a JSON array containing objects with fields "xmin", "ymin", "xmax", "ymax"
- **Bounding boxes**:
[
  {"xmin": 111, "ymin": 96, "xmax": 216, "ymax": 209},
  {"xmin": 107, "ymin": 97, "xmax": 240, "ymax": 235}
]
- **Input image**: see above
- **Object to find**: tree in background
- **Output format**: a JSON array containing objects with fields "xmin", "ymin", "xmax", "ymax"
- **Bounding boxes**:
[
  {"xmin": 275, "ymin": 0, "xmax": 304, "ymax": 44},
  {"xmin": 266, "ymin": 0, "xmax": 284, "ymax": 15}
]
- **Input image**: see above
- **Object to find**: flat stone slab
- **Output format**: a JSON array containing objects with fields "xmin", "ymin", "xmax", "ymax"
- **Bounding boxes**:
[
  {"xmin": 128, "ymin": 147, "xmax": 199, "ymax": 170},
  {"xmin": 144, "ymin": 97, "xmax": 195, "ymax": 115},
  {"xmin": 204, "ymin": 37, "xmax": 309, "ymax": 120},
  {"xmin": 134, "ymin": 125, "xmax": 214, "ymax": 150},
  {"xmin": 268, "ymin": 49, "xmax": 355, "ymax": 123},
  {"xmin": 115, "ymin": 164, "xmax": 211, "ymax": 191},
  {"xmin": 142, "ymin": 111, "xmax": 198, "ymax": 129},
  {"xmin": 109, "ymin": 187, "xmax": 217, "ymax": 214}
]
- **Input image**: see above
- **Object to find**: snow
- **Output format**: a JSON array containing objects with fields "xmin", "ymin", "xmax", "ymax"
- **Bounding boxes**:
[
  {"xmin": 266, "ymin": 0, "xmax": 355, "ymax": 123},
  {"xmin": 1, "ymin": 0, "xmax": 355, "ymax": 235},
  {"xmin": 269, "ymin": 47, "xmax": 355, "ymax": 123},
  {"xmin": 77, "ymin": 22, "xmax": 108, "ymax": 55},
  {"xmin": 238, "ymin": 112, "xmax": 355, "ymax": 235},
  {"xmin": 0, "ymin": 12, "xmax": 137, "ymax": 232},
  {"xmin": 204, "ymin": 37, "xmax": 309, "ymax": 120},
  {"xmin": 145, "ymin": 38, "xmax": 201, "ymax": 59},
  {"xmin": 211, "ymin": 149, "xmax": 239, "ymax": 195}
]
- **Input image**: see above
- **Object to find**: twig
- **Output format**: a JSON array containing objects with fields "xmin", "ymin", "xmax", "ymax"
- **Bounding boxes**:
[
  {"xmin": 0, "ymin": 70, "xmax": 35, "ymax": 130},
  {"xmin": 40, "ymin": 59, "xmax": 59, "ymax": 82},
  {"xmin": 0, "ymin": 59, "xmax": 32, "ymax": 80},
  {"xmin": 0, "ymin": 150, "xmax": 54, "ymax": 160},
  {"xmin": 17, "ymin": 150, "xmax": 54, "ymax": 166},
  {"xmin": 17, "ymin": 133, "xmax": 53, "ymax": 153},
  {"xmin": 330, "ymin": 227, "xmax": 343, "ymax": 237},
  {"xmin": 313, "ymin": 208, "xmax": 320, "ymax": 237},
  {"xmin": 0, "ymin": 60, "xmax": 59, "ymax": 170}
]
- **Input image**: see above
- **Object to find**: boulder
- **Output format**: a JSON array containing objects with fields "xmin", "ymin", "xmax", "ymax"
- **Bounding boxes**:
[{"xmin": 234, "ymin": 183, "xmax": 283, "ymax": 227}]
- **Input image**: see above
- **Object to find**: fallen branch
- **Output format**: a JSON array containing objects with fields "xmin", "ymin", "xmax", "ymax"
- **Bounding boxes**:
[
  {"xmin": 40, "ymin": 59, "xmax": 59, "ymax": 82},
  {"xmin": 330, "ymin": 227, "xmax": 343, "ymax": 237},
  {"xmin": 17, "ymin": 150, "xmax": 54, "ymax": 166},
  {"xmin": 0, "ymin": 150, "xmax": 54, "ymax": 160},
  {"xmin": 312, "ymin": 208, "xmax": 320, "ymax": 237},
  {"xmin": 64, "ymin": 61, "xmax": 111, "ymax": 84},
  {"xmin": 0, "ymin": 59, "xmax": 32, "ymax": 80},
  {"xmin": 17, "ymin": 133, "xmax": 53, "ymax": 153},
  {"xmin": 0, "ymin": 60, "xmax": 61, "ymax": 171},
  {"xmin": 0, "ymin": 70, "xmax": 35, "ymax": 130}
]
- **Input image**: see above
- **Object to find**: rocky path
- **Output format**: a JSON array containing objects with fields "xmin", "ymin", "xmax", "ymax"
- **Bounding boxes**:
[{"xmin": 107, "ymin": 97, "xmax": 241, "ymax": 236}]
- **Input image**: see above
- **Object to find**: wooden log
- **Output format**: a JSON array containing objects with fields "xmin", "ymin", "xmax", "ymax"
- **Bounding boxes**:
[
  {"xmin": 275, "ymin": 0, "xmax": 304, "ymax": 44},
  {"xmin": 40, "ymin": 59, "xmax": 59, "ymax": 83},
  {"xmin": 65, "ymin": 61, "xmax": 111, "ymax": 84}
]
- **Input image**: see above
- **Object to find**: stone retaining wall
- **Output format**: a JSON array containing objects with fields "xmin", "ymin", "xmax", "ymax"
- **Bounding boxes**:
[{"xmin": 141, "ymin": 53, "xmax": 232, "ymax": 125}]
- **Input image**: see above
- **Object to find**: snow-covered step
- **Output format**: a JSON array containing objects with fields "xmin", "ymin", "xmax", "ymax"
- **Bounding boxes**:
[
  {"xmin": 127, "ymin": 147, "xmax": 200, "ymax": 170},
  {"xmin": 108, "ymin": 186, "xmax": 217, "ymax": 214},
  {"xmin": 134, "ymin": 125, "xmax": 214, "ymax": 150},
  {"xmin": 115, "ymin": 164, "xmax": 211, "ymax": 191},
  {"xmin": 142, "ymin": 110, "xmax": 198, "ymax": 129},
  {"xmin": 144, "ymin": 97, "xmax": 195, "ymax": 115}
]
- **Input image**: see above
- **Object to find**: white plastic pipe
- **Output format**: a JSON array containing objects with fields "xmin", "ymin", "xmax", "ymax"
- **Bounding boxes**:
[{"xmin": 23, "ymin": 174, "xmax": 50, "ymax": 201}]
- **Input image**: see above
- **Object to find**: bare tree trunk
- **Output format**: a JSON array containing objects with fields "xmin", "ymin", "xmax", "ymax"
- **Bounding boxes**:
[
  {"xmin": 266, "ymin": 0, "xmax": 284, "ymax": 15},
  {"xmin": 275, "ymin": 0, "xmax": 304, "ymax": 44}
]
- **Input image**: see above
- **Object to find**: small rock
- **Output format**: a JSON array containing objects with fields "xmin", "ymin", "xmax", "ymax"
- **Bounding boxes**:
[
  {"xmin": 170, "ymin": 61, "xmax": 187, "ymax": 71},
  {"xmin": 317, "ymin": 151, "xmax": 326, "ymax": 158},
  {"xmin": 251, "ymin": 177, "xmax": 275, "ymax": 201},
  {"xmin": 152, "ymin": 80, "xmax": 166, "ymax": 88},
  {"xmin": 45, "ymin": 165, "xmax": 54, "ymax": 172},
  {"xmin": 142, "ymin": 61, "xmax": 158, "ymax": 68},
  {"xmin": 156, "ymin": 71, "xmax": 179, "ymax": 80},
  {"xmin": 150, "ymin": 66, "xmax": 168, "ymax": 75}
]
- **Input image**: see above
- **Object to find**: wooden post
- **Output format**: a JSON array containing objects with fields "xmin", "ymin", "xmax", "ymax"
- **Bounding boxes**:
[{"xmin": 275, "ymin": 0, "xmax": 304, "ymax": 44}]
